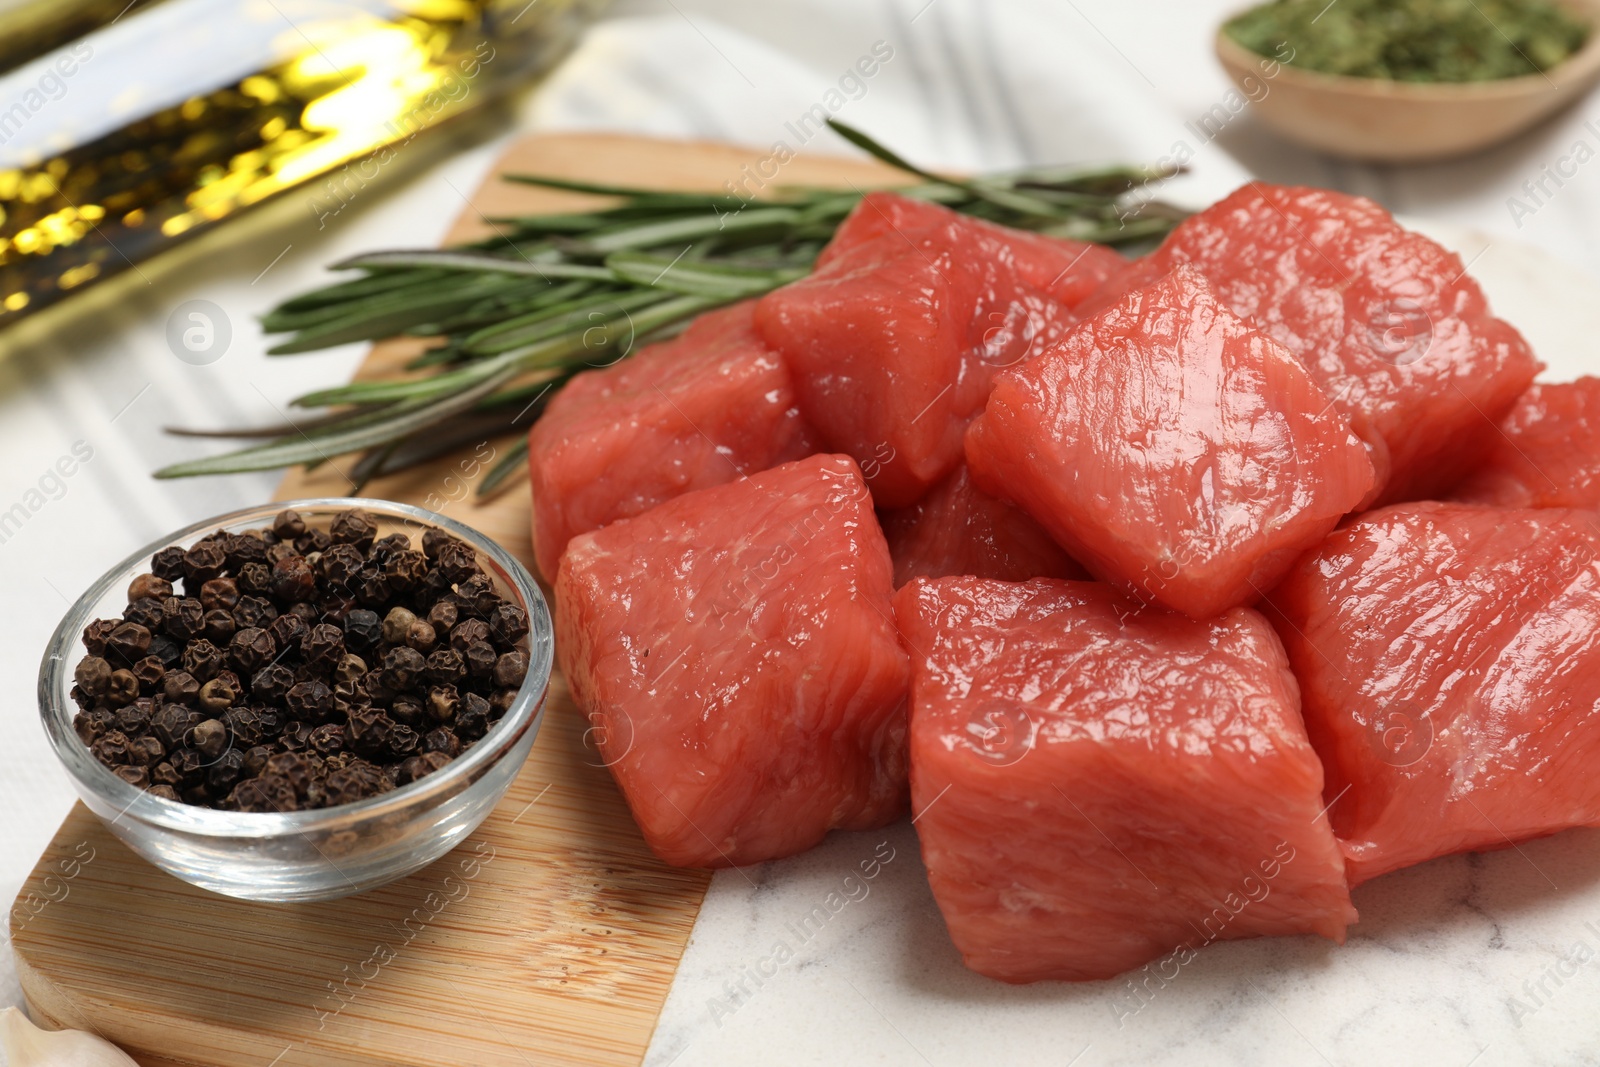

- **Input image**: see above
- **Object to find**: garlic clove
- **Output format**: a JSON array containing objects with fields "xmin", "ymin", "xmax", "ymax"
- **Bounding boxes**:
[{"xmin": 0, "ymin": 1007, "xmax": 139, "ymax": 1066}]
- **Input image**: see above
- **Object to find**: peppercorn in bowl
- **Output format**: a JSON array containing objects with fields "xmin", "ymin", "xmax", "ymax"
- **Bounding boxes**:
[{"xmin": 37, "ymin": 499, "xmax": 552, "ymax": 902}]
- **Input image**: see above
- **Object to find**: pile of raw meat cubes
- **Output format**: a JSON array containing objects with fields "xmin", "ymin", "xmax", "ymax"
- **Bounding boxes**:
[{"xmin": 533, "ymin": 183, "xmax": 1600, "ymax": 983}]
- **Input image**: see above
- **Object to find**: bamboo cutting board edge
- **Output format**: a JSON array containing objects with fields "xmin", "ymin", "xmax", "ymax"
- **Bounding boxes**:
[{"xmin": 10, "ymin": 132, "xmax": 905, "ymax": 1067}]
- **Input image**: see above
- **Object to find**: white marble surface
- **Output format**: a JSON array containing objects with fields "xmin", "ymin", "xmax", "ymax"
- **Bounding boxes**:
[{"xmin": 5, "ymin": 2, "xmax": 1600, "ymax": 1065}]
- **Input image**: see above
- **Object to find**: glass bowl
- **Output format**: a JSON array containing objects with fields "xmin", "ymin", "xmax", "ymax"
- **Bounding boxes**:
[{"xmin": 37, "ymin": 498, "xmax": 552, "ymax": 903}]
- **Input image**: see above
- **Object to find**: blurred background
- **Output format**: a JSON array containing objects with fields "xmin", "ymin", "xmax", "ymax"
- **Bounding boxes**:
[{"xmin": 3, "ymin": 0, "xmax": 1599, "ymax": 1022}]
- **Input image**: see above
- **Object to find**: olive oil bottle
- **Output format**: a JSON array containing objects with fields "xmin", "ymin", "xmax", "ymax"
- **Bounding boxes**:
[{"xmin": 0, "ymin": 0, "xmax": 602, "ymax": 327}]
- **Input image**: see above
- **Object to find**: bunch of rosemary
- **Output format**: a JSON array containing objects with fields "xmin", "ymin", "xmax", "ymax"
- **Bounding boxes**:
[{"xmin": 156, "ymin": 122, "xmax": 1187, "ymax": 497}]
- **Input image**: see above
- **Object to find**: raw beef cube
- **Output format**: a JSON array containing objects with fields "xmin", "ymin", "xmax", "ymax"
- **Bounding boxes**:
[
  {"xmin": 555, "ymin": 454, "xmax": 909, "ymax": 868},
  {"xmin": 1271, "ymin": 501, "xmax": 1600, "ymax": 885},
  {"xmin": 880, "ymin": 465, "xmax": 1087, "ymax": 587},
  {"xmin": 965, "ymin": 265, "xmax": 1375, "ymax": 619},
  {"xmin": 896, "ymin": 576, "xmax": 1355, "ymax": 983},
  {"xmin": 820, "ymin": 191, "xmax": 1123, "ymax": 309},
  {"xmin": 1452, "ymin": 378, "xmax": 1600, "ymax": 509},
  {"xmin": 756, "ymin": 195, "xmax": 1086, "ymax": 506},
  {"xmin": 1083, "ymin": 183, "xmax": 1541, "ymax": 503},
  {"xmin": 529, "ymin": 300, "xmax": 817, "ymax": 581}
]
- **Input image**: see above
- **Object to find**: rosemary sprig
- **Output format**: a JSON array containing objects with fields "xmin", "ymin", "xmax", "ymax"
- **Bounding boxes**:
[{"xmin": 156, "ymin": 121, "xmax": 1188, "ymax": 495}]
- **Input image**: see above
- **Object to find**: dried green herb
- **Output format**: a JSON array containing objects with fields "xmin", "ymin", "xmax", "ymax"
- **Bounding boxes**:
[{"xmin": 1225, "ymin": 0, "xmax": 1590, "ymax": 82}]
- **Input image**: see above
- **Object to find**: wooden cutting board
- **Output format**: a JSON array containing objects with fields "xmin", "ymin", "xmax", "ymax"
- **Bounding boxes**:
[{"xmin": 9, "ymin": 132, "xmax": 902, "ymax": 1067}]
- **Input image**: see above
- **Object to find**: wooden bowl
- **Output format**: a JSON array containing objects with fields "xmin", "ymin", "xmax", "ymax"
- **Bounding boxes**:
[{"xmin": 1215, "ymin": 0, "xmax": 1600, "ymax": 162}]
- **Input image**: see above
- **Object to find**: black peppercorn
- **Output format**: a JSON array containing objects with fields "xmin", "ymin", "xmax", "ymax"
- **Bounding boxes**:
[
  {"xmin": 332, "ymin": 653, "xmax": 367, "ymax": 686},
  {"xmin": 327, "ymin": 682, "xmax": 365, "ymax": 722},
  {"xmin": 427, "ymin": 685, "xmax": 459, "ymax": 724},
  {"xmin": 456, "ymin": 692, "xmax": 491, "ymax": 741},
  {"xmin": 307, "ymin": 723, "xmax": 346, "ymax": 755},
  {"xmin": 237, "ymin": 561, "xmax": 271, "ymax": 597},
  {"xmin": 206, "ymin": 748, "xmax": 245, "ymax": 793},
  {"xmin": 273, "ymin": 509, "xmax": 306, "ymax": 539},
  {"xmin": 372, "ymin": 531, "xmax": 410, "ymax": 557},
  {"xmin": 189, "ymin": 718, "xmax": 228, "ymax": 759},
  {"xmin": 388, "ymin": 723, "xmax": 420, "ymax": 759},
  {"xmin": 493, "ymin": 651, "xmax": 529, "ymax": 690},
  {"xmin": 342, "ymin": 609, "xmax": 381, "ymax": 652},
  {"xmin": 426, "ymin": 598, "xmax": 459, "ymax": 635},
  {"xmin": 150, "ymin": 546, "xmax": 188, "ymax": 582},
  {"xmin": 424, "ymin": 648, "xmax": 465, "ymax": 685},
  {"xmin": 383, "ymin": 548, "xmax": 428, "ymax": 591},
  {"xmin": 311, "ymin": 760, "xmax": 393, "ymax": 807},
  {"xmin": 75, "ymin": 656, "xmax": 112, "ymax": 697},
  {"xmin": 250, "ymin": 663, "xmax": 295, "ymax": 704},
  {"xmin": 487, "ymin": 603, "xmax": 529, "ymax": 646},
  {"xmin": 415, "ymin": 568, "xmax": 454, "ymax": 607},
  {"xmin": 74, "ymin": 708, "xmax": 115, "ymax": 744},
  {"xmin": 403, "ymin": 620, "xmax": 436, "ymax": 654},
  {"xmin": 422, "ymin": 727, "xmax": 461, "ymax": 758},
  {"xmin": 162, "ymin": 670, "xmax": 200, "ymax": 705},
  {"xmin": 228, "ymin": 627, "xmax": 276, "ymax": 675},
  {"xmin": 113, "ymin": 765, "xmax": 151, "ymax": 788},
  {"xmin": 130, "ymin": 735, "xmax": 165, "ymax": 767},
  {"xmin": 152, "ymin": 762, "xmax": 181, "ymax": 788},
  {"xmin": 82, "ymin": 618, "xmax": 116, "ymax": 656},
  {"xmin": 105, "ymin": 669, "xmax": 139, "ymax": 706},
  {"xmin": 123, "ymin": 597, "xmax": 165, "ymax": 632},
  {"xmin": 128, "ymin": 573, "xmax": 174, "ymax": 602},
  {"xmin": 455, "ymin": 575, "xmax": 499, "ymax": 619},
  {"xmin": 279, "ymin": 721, "xmax": 312, "ymax": 752},
  {"xmin": 114, "ymin": 702, "xmax": 150, "ymax": 736},
  {"xmin": 263, "ymin": 752, "xmax": 321, "ymax": 798},
  {"xmin": 463, "ymin": 641, "xmax": 497, "ymax": 680},
  {"xmin": 221, "ymin": 706, "xmax": 267, "ymax": 748},
  {"xmin": 295, "ymin": 528, "xmax": 333, "ymax": 555},
  {"xmin": 150, "ymin": 705, "xmax": 200, "ymax": 749},
  {"xmin": 347, "ymin": 707, "xmax": 395, "ymax": 758},
  {"xmin": 353, "ymin": 569, "xmax": 391, "ymax": 606},
  {"xmin": 231, "ymin": 775, "xmax": 299, "ymax": 813},
  {"xmin": 285, "ymin": 680, "xmax": 333, "ymax": 722},
  {"xmin": 182, "ymin": 639, "xmax": 225, "ymax": 682},
  {"xmin": 449, "ymin": 619, "xmax": 491, "ymax": 651},
  {"xmin": 162, "ymin": 597, "xmax": 205, "ymax": 642},
  {"xmin": 435, "ymin": 540, "xmax": 480, "ymax": 584},
  {"xmin": 106, "ymin": 621, "xmax": 151, "ymax": 666},
  {"xmin": 168, "ymin": 747, "xmax": 205, "ymax": 782},
  {"xmin": 232, "ymin": 595, "xmax": 277, "ymax": 630},
  {"xmin": 389, "ymin": 693, "xmax": 425, "ymax": 727},
  {"xmin": 329, "ymin": 508, "xmax": 377, "ymax": 550},
  {"xmin": 270, "ymin": 554, "xmax": 317, "ymax": 602},
  {"xmin": 266, "ymin": 612, "xmax": 307, "ymax": 655},
  {"xmin": 131, "ymin": 656, "xmax": 166, "ymax": 693},
  {"xmin": 318, "ymin": 543, "xmax": 366, "ymax": 589},
  {"xmin": 301, "ymin": 623, "xmax": 345, "ymax": 673},
  {"xmin": 414, "ymin": 752, "xmax": 454, "ymax": 782},
  {"xmin": 200, "ymin": 577, "xmax": 240, "ymax": 612},
  {"xmin": 241, "ymin": 745, "xmax": 274, "ymax": 778},
  {"xmin": 381, "ymin": 606, "xmax": 417, "ymax": 646},
  {"xmin": 421, "ymin": 528, "xmax": 457, "ymax": 560},
  {"xmin": 383, "ymin": 646, "xmax": 425, "ymax": 690},
  {"xmin": 182, "ymin": 540, "xmax": 227, "ymax": 586},
  {"xmin": 489, "ymin": 688, "xmax": 518, "ymax": 720},
  {"xmin": 146, "ymin": 634, "xmax": 183, "ymax": 668},
  {"xmin": 202, "ymin": 607, "xmax": 237, "ymax": 644},
  {"xmin": 91, "ymin": 731, "xmax": 133, "ymax": 765},
  {"xmin": 148, "ymin": 784, "xmax": 180, "ymax": 802}
]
